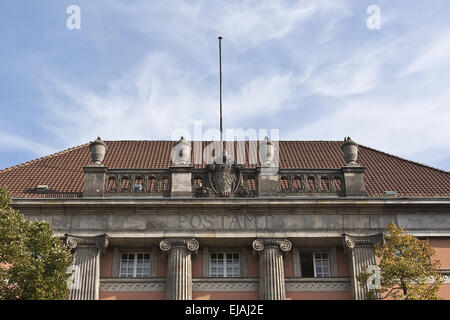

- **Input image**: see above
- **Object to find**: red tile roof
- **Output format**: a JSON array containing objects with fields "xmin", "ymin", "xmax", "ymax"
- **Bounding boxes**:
[{"xmin": 0, "ymin": 140, "xmax": 448, "ymax": 199}]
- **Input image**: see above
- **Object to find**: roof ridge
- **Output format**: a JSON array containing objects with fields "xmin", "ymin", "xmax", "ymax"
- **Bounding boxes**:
[
  {"xmin": 0, "ymin": 142, "xmax": 90, "ymax": 173},
  {"xmin": 359, "ymin": 144, "xmax": 450, "ymax": 175},
  {"xmin": 103, "ymin": 140, "xmax": 343, "ymax": 143}
]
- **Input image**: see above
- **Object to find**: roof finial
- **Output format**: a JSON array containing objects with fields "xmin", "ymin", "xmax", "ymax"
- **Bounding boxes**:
[
  {"xmin": 89, "ymin": 137, "xmax": 107, "ymax": 165},
  {"xmin": 342, "ymin": 137, "xmax": 359, "ymax": 166}
]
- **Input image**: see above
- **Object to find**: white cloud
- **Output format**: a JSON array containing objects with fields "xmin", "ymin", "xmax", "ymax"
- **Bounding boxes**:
[
  {"xmin": 403, "ymin": 29, "xmax": 450, "ymax": 75},
  {"xmin": 38, "ymin": 52, "xmax": 299, "ymax": 146},
  {"xmin": 94, "ymin": 0, "xmax": 353, "ymax": 49},
  {"xmin": 0, "ymin": 132, "xmax": 55, "ymax": 156},
  {"xmin": 288, "ymin": 91, "xmax": 450, "ymax": 168},
  {"xmin": 306, "ymin": 40, "xmax": 400, "ymax": 97}
]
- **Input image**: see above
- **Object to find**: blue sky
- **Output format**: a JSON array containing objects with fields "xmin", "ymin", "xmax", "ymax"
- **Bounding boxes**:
[{"xmin": 0, "ymin": 0, "xmax": 449, "ymax": 171}]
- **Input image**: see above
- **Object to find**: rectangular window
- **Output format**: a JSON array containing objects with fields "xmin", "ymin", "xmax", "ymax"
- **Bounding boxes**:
[
  {"xmin": 120, "ymin": 253, "xmax": 150, "ymax": 278},
  {"xmin": 300, "ymin": 251, "xmax": 330, "ymax": 278},
  {"xmin": 313, "ymin": 252, "xmax": 330, "ymax": 278},
  {"xmin": 210, "ymin": 253, "xmax": 240, "ymax": 277}
]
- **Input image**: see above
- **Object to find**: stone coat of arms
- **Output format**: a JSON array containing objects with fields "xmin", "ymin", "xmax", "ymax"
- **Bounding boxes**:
[{"xmin": 206, "ymin": 155, "xmax": 244, "ymax": 197}]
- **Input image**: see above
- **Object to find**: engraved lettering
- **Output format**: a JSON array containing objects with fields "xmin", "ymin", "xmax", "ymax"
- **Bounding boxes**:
[
  {"xmin": 179, "ymin": 215, "xmax": 188, "ymax": 228},
  {"xmin": 203, "ymin": 215, "xmax": 215, "ymax": 228},
  {"xmin": 230, "ymin": 215, "xmax": 242, "ymax": 229},
  {"xmin": 244, "ymin": 215, "xmax": 256, "ymax": 229},
  {"xmin": 256, "ymin": 215, "xmax": 265, "ymax": 229},
  {"xmin": 191, "ymin": 215, "xmax": 202, "ymax": 228}
]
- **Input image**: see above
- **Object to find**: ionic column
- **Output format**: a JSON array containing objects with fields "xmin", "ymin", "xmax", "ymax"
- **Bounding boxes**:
[
  {"xmin": 342, "ymin": 233, "xmax": 383, "ymax": 300},
  {"xmin": 64, "ymin": 233, "xmax": 108, "ymax": 300},
  {"xmin": 252, "ymin": 238, "xmax": 292, "ymax": 300},
  {"xmin": 159, "ymin": 238, "xmax": 199, "ymax": 300}
]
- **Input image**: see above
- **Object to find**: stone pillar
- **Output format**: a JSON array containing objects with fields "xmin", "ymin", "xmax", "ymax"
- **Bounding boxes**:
[
  {"xmin": 257, "ymin": 168, "xmax": 280, "ymax": 197},
  {"xmin": 342, "ymin": 166, "xmax": 366, "ymax": 196},
  {"xmin": 342, "ymin": 233, "xmax": 383, "ymax": 300},
  {"xmin": 64, "ymin": 233, "xmax": 108, "ymax": 300},
  {"xmin": 170, "ymin": 167, "xmax": 193, "ymax": 197},
  {"xmin": 159, "ymin": 238, "xmax": 199, "ymax": 300},
  {"xmin": 83, "ymin": 165, "xmax": 107, "ymax": 197},
  {"xmin": 252, "ymin": 238, "xmax": 292, "ymax": 300}
]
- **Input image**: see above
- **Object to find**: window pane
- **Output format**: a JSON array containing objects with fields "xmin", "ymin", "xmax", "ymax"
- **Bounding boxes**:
[
  {"xmin": 313, "ymin": 252, "xmax": 329, "ymax": 278},
  {"xmin": 300, "ymin": 252, "xmax": 314, "ymax": 277},
  {"xmin": 210, "ymin": 252, "xmax": 239, "ymax": 278},
  {"xmin": 120, "ymin": 253, "xmax": 151, "ymax": 278}
]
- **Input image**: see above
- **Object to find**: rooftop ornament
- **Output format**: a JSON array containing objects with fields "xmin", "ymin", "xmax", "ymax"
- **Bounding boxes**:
[
  {"xmin": 259, "ymin": 136, "xmax": 275, "ymax": 166},
  {"xmin": 172, "ymin": 136, "xmax": 191, "ymax": 166},
  {"xmin": 341, "ymin": 137, "xmax": 359, "ymax": 166},
  {"xmin": 89, "ymin": 137, "xmax": 107, "ymax": 165}
]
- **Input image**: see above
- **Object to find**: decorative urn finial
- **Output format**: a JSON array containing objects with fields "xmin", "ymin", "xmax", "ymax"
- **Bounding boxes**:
[
  {"xmin": 172, "ymin": 136, "xmax": 191, "ymax": 166},
  {"xmin": 89, "ymin": 137, "xmax": 107, "ymax": 165},
  {"xmin": 259, "ymin": 136, "xmax": 274, "ymax": 166},
  {"xmin": 341, "ymin": 137, "xmax": 358, "ymax": 165}
]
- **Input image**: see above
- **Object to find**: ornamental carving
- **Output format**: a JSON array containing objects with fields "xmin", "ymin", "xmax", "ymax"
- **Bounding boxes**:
[
  {"xmin": 159, "ymin": 238, "xmax": 199, "ymax": 253},
  {"xmin": 206, "ymin": 155, "xmax": 245, "ymax": 197},
  {"xmin": 342, "ymin": 233, "xmax": 384, "ymax": 249},
  {"xmin": 64, "ymin": 233, "xmax": 108, "ymax": 249},
  {"xmin": 252, "ymin": 239, "xmax": 292, "ymax": 253}
]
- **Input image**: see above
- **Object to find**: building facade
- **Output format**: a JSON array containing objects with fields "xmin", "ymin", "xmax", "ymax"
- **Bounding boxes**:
[{"xmin": 0, "ymin": 138, "xmax": 449, "ymax": 300}]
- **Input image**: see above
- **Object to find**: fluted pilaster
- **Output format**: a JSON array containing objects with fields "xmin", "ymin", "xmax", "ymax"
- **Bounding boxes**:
[
  {"xmin": 64, "ymin": 233, "xmax": 108, "ymax": 300},
  {"xmin": 343, "ymin": 233, "xmax": 383, "ymax": 300},
  {"xmin": 160, "ymin": 238, "xmax": 199, "ymax": 300},
  {"xmin": 252, "ymin": 239, "xmax": 292, "ymax": 300}
]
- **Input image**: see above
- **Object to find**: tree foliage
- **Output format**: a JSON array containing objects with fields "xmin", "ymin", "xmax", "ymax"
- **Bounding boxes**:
[
  {"xmin": 0, "ymin": 186, "xmax": 73, "ymax": 300},
  {"xmin": 358, "ymin": 222, "xmax": 443, "ymax": 300}
]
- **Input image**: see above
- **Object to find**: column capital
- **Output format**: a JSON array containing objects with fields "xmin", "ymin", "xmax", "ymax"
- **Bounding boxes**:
[
  {"xmin": 159, "ymin": 238, "xmax": 199, "ymax": 253},
  {"xmin": 64, "ymin": 233, "xmax": 109, "ymax": 250},
  {"xmin": 252, "ymin": 238, "xmax": 292, "ymax": 253},
  {"xmin": 342, "ymin": 233, "xmax": 383, "ymax": 249}
]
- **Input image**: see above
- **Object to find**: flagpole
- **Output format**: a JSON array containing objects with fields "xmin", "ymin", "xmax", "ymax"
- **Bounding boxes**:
[{"xmin": 218, "ymin": 36, "xmax": 223, "ymax": 157}]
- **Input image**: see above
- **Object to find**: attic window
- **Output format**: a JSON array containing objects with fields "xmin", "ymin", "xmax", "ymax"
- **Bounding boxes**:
[
  {"xmin": 35, "ymin": 185, "xmax": 49, "ymax": 192},
  {"xmin": 293, "ymin": 176, "xmax": 303, "ymax": 191},
  {"xmin": 307, "ymin": 176, "xmax": 316, "ymax": 191},
  {"xmin": 333, "ymin": 177, "xmax": 342, "ymax": 191}
]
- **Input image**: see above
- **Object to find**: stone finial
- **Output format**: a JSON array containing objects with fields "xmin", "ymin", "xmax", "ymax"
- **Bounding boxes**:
[
  {"xmin": 259, "ymin": 136, "xmax": 275, "ymax": 166},
  {"xmin": 89, "ymin": 137, "xmax": 107, "ymax": 165},
  {"xmin": 341, "ymin": 137, "xmax": 359, "ymax": 165},
  {"xmin": 172, "ymin": 136, "xmax": 191, "ymax": 166}
]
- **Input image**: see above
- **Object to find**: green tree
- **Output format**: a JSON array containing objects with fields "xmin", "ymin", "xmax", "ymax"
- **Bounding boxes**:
[
  {"xmin": 358, "ymin": 222, "xmax": 443, "ymax": 300},
  {"xmin": 0, "ymin": 186, "xmax": 73, "ymax": 300}
]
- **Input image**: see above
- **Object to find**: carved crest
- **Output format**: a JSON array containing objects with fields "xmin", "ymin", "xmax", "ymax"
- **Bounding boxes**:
[{"xmin": 206, "ymin": 155, "xmax": 244, "ymax": 197}]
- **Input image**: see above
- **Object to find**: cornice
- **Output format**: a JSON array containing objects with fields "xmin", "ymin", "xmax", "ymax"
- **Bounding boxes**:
[{"xmin": 11, "ymin": 198, "xmax": 450, "ymax": 208}]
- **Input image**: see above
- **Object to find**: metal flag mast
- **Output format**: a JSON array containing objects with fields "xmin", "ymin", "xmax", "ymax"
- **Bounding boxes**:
[{"xmin": 218, "ymin": 36, "xmax": 223, "ymax": 158}]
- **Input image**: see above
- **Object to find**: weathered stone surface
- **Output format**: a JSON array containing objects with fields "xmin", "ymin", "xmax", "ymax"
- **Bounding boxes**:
[
  {"xmin": 159, "ymin": 238, "xmax": 199, "ymax": 300},
  {"xmin": 171, "ymin": 171, "xmax": 192, "ymax": 197},
  {"xmin": 258, "ymin": 173, "xmax": 279, "ymax": 196},
  {"xmin": 253, "ymin": 238, "xmax": 292, "ymax": 300},
  {"xmin": 342, "ymin": 166, "xmax": 366, "ymax": 196},
  {"xmin": 64, "ymin": 233, "xmax": 108, "ymax": 300},
  {"xmin": 342, "ymin": 233, "xmax": 383, "ymax": 300},
  {"xmin": 83, "ymin": 166, "xmax": 107, "ymax": 197}
]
